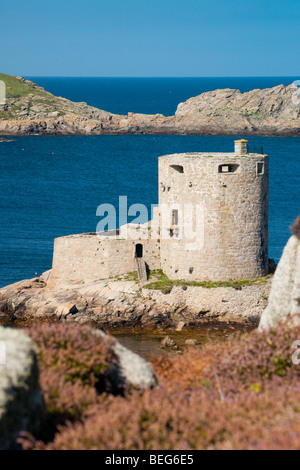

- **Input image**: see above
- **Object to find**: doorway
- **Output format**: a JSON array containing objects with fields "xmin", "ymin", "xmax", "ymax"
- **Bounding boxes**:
[{"xmin": 135, "ymin": 244, "xmax": 143, "ymax": 258}]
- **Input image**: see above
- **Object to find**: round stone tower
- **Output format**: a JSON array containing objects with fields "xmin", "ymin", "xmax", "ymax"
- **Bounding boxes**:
[{"xmin": 158, "ymin": 140, "xmax": 269, "ymax": 281}]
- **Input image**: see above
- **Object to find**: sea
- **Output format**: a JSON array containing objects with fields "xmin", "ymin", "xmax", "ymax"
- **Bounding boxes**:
[{"xmin": 0, "ymin": 77, "xmax": 299, "ymax": 288}]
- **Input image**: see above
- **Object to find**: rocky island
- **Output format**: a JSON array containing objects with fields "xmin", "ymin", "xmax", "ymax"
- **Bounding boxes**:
[
  {"xmin": 0, "ymin": 73, "xmax": 299, "ymax": 136},
  {"xmin": 0, "ymin": 138, "xmax": 274, "ymax": 331}
]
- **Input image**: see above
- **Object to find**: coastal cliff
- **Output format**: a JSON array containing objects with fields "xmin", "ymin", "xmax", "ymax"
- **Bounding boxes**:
[{"xmin": 0, "ymin": 74, "xmax": 299, "ymax": 136}]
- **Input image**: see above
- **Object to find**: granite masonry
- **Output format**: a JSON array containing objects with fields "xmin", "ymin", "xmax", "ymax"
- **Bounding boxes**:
[{"xmin": 50, "ymin": 140, "xmax": 269, "ymax": 285}]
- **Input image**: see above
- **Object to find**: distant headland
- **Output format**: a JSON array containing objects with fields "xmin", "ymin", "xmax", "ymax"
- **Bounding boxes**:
[{"xmin": 0, "ymin": 73, "xmax": 299, "ymax": 136}]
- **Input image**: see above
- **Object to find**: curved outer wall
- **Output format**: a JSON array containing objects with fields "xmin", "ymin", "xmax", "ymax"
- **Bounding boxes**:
[{"xmin": 159, "ymin": 152, "xmax": 269, "ymax": 281}]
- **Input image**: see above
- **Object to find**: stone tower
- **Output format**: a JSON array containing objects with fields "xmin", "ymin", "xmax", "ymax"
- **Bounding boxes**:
[{"xmin": 158, "ymin": 140, "xmax": 269, "ymax": 281}]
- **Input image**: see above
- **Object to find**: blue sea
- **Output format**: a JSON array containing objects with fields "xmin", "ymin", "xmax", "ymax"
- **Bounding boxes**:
[{"xmin": 0, "ymin": 77, "xmax": 299, "ymax": 288}]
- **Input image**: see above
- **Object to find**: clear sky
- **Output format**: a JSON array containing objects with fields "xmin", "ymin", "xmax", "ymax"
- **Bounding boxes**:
[{"xmin": 0, "ymin": 0, "xmax": 299, "ymax": 77}]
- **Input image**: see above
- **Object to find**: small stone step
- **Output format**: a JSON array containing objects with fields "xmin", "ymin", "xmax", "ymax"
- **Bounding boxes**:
[{"xmin": 136, "ymin": 258, "xmax": 148, "ymax": 284}]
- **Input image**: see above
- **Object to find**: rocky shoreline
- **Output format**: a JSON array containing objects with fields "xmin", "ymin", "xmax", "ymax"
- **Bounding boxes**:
[
  {"xmin": 0, "ymin": 74, "xmax": 299, "ymax": 136},
  {"xmin": 1, "ymin": 116, "xmax": 300, "ymax": 137},
  {"xmin": 0, "ymin": 270, "xmax": 272, "ymax": 330}
]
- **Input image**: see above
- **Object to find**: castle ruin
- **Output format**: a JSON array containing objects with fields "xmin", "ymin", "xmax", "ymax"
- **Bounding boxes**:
[{"xmin": 50, "ymin": 140, "xmax": 269, "ymax": 285}]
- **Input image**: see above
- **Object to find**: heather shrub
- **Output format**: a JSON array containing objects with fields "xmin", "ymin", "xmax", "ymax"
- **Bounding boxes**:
[
  {"xmin": 150, "ymin": 349, "xmax": 210, "ymax": 391},
  {"xmin": 20, "ymin": 323, "xmax": 300, "ymax": 450},
  {"xmin": 200, "ymin": 325, "xmax": 300, "ymax": 399},
  {"xmin": 23, "ymin": 323, "xmax": 116, "ymax": 441},
  {"xmin": 152, "ymin": 325, "xmax": 300, "ymax": 395},
  {"xmin": 28, "ymin": 324, "xmax": 115, "ymax": 387},
  {"xmin": 36, "ymin": 378, "xmax": 300, "ymax": 450}
]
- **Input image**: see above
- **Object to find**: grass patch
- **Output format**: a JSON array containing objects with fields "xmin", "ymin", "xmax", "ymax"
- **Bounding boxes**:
[
  {"xmin": 148, "ymin": 269, "xmax": 169, "ymax": 281},
  {"xmin": 123, "ymin": 271, "xmax": 139, "ymax": 282},
  {"xmin": 0, "ymin": 73, "xmax": 67, "ymax": 119},
  {"xmin": 0, "ymin": 73, "xmax": 48, "ymax": 99},
  {"xmin": 144, "ymin": 270, "xmax": 272, "ymax": 294}
]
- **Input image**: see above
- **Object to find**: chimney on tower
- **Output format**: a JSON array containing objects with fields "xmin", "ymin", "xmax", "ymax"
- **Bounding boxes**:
[{"xmin": 234, "ymin": 139, "xmax": 248, "ymax": 155}]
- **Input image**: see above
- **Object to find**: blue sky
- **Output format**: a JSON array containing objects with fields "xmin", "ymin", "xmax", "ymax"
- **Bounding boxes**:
[{"xmin": 0, "ymin": 0, "xmax": 299, "ymax": 77}]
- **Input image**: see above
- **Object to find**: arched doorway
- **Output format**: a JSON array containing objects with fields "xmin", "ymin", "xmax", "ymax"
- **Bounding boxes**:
[{"xmin": 135, "ymin": 244, "xmax": 143, "ymax": 258}]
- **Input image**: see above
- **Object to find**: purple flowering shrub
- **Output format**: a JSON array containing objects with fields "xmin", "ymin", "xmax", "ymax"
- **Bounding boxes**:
[
  {"xmin": 20, "ymin": 322, "xmax": 300, "ymax": 450},
  {"xmin": 20, "ymin": 324, "xmax": 116, "ymax": 443}
]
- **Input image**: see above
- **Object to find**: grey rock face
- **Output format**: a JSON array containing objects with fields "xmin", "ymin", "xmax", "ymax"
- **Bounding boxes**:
[
  {"xmin": 0, "ymin": 327, "xmax": 44, "ymax": 449},
  {"xmin": 94, "ymin": 330, "xmax": 157, "ymax": 390},
  {"xmin": 259, "ymin": 233, "xmax": 300, "ymax": 331},
  {"xmin": 0, "ymin": 76, "xmax": 300, "ymax": 136}
]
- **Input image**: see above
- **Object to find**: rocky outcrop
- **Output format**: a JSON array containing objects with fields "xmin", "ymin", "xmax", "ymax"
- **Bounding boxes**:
[
  {"xmin": 95, "ymin": 330, "xmax": 157, "ymax": 390},
  {"xmin": 0, "ymin": 75, "xmax": 299, "ymax": 136},
  {"xmin": 174, "ymin": 85, "xmax": 300, "ymax": 136},
  {"xmin": 0, "ymin": 327, "xmax": 44, "ymax": 449},
  {"xmin": 0, "ymin": 271, "xmax": 271, "ymax": 329},
  {"xmin": 259, "ymin": 217, "xmax": 300, "ymax": 331}
]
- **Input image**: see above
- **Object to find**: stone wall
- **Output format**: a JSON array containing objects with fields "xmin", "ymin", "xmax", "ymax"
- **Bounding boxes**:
[
  {"xmin": 50, "ymin": 147, "xmax": 268, "ymax": 285},
  {"xmin": 106, "ymin": 239, "xmax": 160, "ymax": 278},
  {"xmin": 50, "ymin": 233, "xmax": 160, "ymax": 284},
  {"xmin": 159, "ymin": 151, "xmax": 269, "ymax": 281},
  {"xmin": 50, "ymin": 234, "xmax": 111, "ymax": 284}
]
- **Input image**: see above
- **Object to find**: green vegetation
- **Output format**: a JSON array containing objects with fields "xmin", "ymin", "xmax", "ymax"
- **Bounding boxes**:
[
  {"xmin": 240, "ymin": 107, "xmax": 268, "ymax": 121},
  {"xmin": 123, "ymin": 271, "xmax": 139, "ymax": 282},
  {"xmin": 0, "ymin": 73, "xmax": 64, "ymax": 119},
  {"xmin": 0, "ymin": 72, "xmax": 75, "ymax": 122},
  {"xmin": 0, "ymin": 109, "xmax": 13, "ymax": 119},
  {"xmin": 144, "ymin": 269, "xmax": 272, "ymax": 294},
  {"xmin": 0, "ymin": 73, "xmax": 48, "ymax": 99},
  {"xmin": 116, "ymin": 269, "xmax": 271, "ymax": 293}
]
